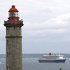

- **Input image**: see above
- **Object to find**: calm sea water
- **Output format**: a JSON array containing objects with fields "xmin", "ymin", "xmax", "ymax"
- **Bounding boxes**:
[{"xmin": 0, "ymin": 54, "xmax": 70, "ymax": 70}]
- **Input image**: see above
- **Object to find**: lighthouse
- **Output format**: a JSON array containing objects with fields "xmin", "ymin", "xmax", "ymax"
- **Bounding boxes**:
[{"xmin": 4, "ymin": 5, "xmax": 23, "ymax": 70}]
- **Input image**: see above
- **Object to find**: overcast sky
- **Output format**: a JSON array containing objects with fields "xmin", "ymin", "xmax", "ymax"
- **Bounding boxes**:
[{"xmin": 0, "ymin": 0, "xmax": 70, "ymax": 54}]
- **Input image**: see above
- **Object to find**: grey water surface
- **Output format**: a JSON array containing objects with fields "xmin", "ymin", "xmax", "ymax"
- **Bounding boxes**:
[{"xmin": 0, "ymin": 54, "xmax": 70, "ymax": 70}]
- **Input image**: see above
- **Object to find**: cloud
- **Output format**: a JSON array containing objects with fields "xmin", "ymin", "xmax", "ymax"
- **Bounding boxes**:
[{"xmin": 24, "ymin": 13, "xmax": 70, "ymax": 32}]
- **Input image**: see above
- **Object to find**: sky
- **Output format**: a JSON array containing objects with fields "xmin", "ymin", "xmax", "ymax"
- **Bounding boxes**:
[{"xmin": 0, "ymin": 0, "xmax": 70, "ymax": 54}]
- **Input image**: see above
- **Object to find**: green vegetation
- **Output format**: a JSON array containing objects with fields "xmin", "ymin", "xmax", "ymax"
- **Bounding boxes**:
[{"xmin": 59, "ymin": 66, "xmax": 62, "ymax": 70}]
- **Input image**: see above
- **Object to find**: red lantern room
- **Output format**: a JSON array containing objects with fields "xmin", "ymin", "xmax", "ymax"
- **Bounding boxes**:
[
  {"xmin": 8, "ymin": 5, "xmax": 19, "ymax": 22},
  {"xmin": 8, "ymin": 5, "xmax": 19, "ymax": 17},
  {"xmin": 4, "ymin": 5, "xmax": 23, "ymax": 27}
]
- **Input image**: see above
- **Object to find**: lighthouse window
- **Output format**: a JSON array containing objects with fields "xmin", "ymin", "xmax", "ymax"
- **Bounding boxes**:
[
  {"xmin": 7, "ymin": 28, "xmax": 9, "ymax": 30},
  {"xmin": 6, "ymin": 39, "xmax": 9, "ymax": 46},
  {"xmin": 6, "ymin": 52, "xmax": 8, "ymax": 57},
  {"xmin": 15, "ymin": 12, "xmax": 18, "ymax": 17},
  {"xmin": 9, "ymin": 12, "xmax": 18, "ymax": 17},
  {"xmin": 7, "ymin": 66, "xmax": 8, "ymax": 70}
]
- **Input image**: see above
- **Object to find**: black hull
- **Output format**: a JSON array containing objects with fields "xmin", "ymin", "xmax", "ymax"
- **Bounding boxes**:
[{"xmin": 39, "ymin": 59, "xmax": 66, "ymax": 63}]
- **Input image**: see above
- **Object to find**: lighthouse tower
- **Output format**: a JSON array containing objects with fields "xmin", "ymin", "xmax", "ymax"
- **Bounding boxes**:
[{"xmin": 4, "ymin": 5, "xmax": 23, "ymax": 70}]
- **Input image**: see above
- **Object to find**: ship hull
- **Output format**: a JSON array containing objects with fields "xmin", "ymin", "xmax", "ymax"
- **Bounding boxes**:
[{"xmin": 39, "ymin": 59, "xmax": 66, "ymax": 63}]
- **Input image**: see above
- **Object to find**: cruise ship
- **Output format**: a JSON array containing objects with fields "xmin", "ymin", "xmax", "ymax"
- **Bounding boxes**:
[{"xmin": 39, "ymin": 53, "xmax": 66, "ymax": 63}]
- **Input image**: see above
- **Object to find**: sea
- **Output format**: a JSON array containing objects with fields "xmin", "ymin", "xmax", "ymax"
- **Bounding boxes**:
[{"xmin": 0, "ymin": 54, "xmax": 70, "ymax": 70}]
